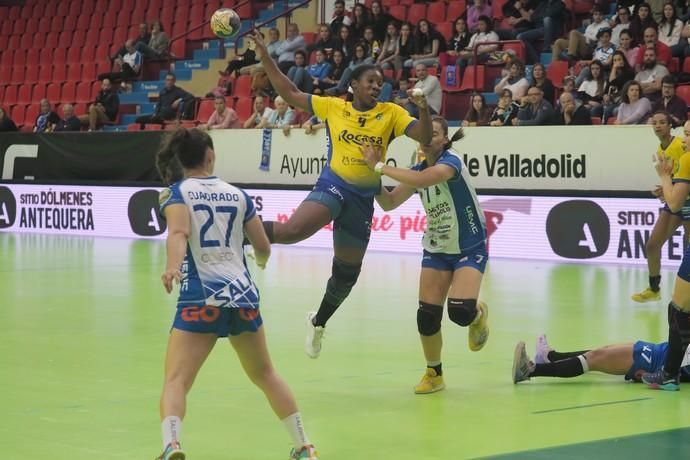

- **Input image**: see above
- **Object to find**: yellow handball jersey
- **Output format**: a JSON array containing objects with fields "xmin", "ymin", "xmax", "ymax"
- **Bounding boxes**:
[
  {"xmin": 657, "ymin": 136, "xmax": 685, "ymax": 177},
  {"xmin": 309, "ymin": 94, "xmax": 417, "ymax": 196},
  {"xmin": 673, "ymin": 151, "xmax": 690, "ymax": 183}
]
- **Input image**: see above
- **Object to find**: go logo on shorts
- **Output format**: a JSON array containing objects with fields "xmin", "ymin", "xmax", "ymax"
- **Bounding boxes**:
[{"xmin": 180, "ymin": 306, "xmax": 221, "ymax": 322}]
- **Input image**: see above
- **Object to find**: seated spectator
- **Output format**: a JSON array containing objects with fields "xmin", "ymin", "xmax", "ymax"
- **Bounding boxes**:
[
  {"xmin": 112, "ymin": 23, "xmax": 149, "ymax": 61},
  {"xmin": 303, "ymin": 115, "xmax": 326, "ymax": 134},
  {"xmin": 635, "ymin": 27, "xmax": 671, "ymax": 70},
  {"xmin": 561, "ymin": 75, "xmax": 578, "ymax": 104},
  {"xmin": 329, "ymin": 0, "xmax": 352, "ymax": 38},
  {"xmin": 618, "ymin": 29, "xmax": 640, "ymax": 68},
  {"xmin": 351, "ymin": 2, "xmax": 372, "ymax": 39},
  {"xmin": 377, "ymin": 22, "xmax": 399, "ymax": 69},
  {"xmin": 276, "ymin": 24, "xmax": 306, "ymax": 74},
  {"xmin": 220, "ymin": 34, "xmax": 258, "ymax": 77},
  {"xmin": 406, "ymin": 63, "xmax": 442, "ymax": 116},
  {"xmin": 200, "ymin": 96, "xmax": 241, "ymax": 130},
  {"xmin": 611, "ymin": 6, "xmax": 633, "ymax": 46},
  {"xmin": 467, "ymin": 0, "xmax": 492, "ymax": 33},
  {"xmin": 553, "ymin": 92, "xmax": 593, "ymax": 125},
  {"xmin": 405, "ymin": 19, "xmax": 446, "ymax": 70},
  {"xmin": 629, "ymin": 2, "xmax": 658, "ymax": 44},
  {"xmin": 307, "ymin": 24, "xmax": 336, "ymax": 57},
  {"xmin": 456, "ymin": 16, "xmax": 500, "ymax": 78},
  {"xmin": 361, "ymin": 26, "xmax": 382, "ymax": 62},
  {"xmin": 98, "ymin": 39, "xmax": 142, "ymax": 84},
  {"xmin": 306, "ymin": 49, "xmax": 333, "ymax": 94},
  {"xmin": 577, "ymin": 61, "xmax": 606, "ymax": 115},
  {"xmin": 599, "ymin": 50, "xmax": 636, "ymax": 121},
  {"xmin": 553, "ymin": 7, "xmax": 609, "ymax": 62},
  {"xmin": 529, "ymin": 62, "xmax": 555, "ymax": 105},
  {"xmin": 489, "ymin": 88, "xmax": 521, "ymax": 126},
  {"xmin": 678, "ymin": 0, "xmax": 690, "ymax": 23},
  {"xmin": 574, "ymin": 27, "xmax": 616, "ymax": 87},
  {"xmin": 515, "ymin": 0, "xmax": 566, "ymax": 64},
  {"xmin": 136, "ymin": 20, "xmax": 169, "ymax": 59},
  {"xmin": 387, "ymin": 21, "xmax": 414, "ymax": 75},
  {"xmin": 463, "ymin": 93, "xmax": 491, "ymax": 126},
  {"xmin": 617, "ymin": 80, "xmax": 652, "ymax": 124},
  {"xmin": 369, "ymin": 1, "xmax": 394, "ymax": 42},
  {"xmin": 635, "ymin": 47, "xmax": 669, "ymax": 100},
  {"xmin": 287, "ymin": 50, "xmax": 312, "ymax": 93},
  {"xmin": 54, "ymin": 104, "xmax": 81, "ymax": 132},
  {"xmin": 650, "ymin": 75, "xmax": 687, "ymax": 126},
  {"xmin": 446, "ymin": 18, "xmax": 471, "ymax": 62},
  {"xmin": 513, "ymin": 86, "xmax": 555, "ymax": 126},
  {"xmin": 34, "ymin": 99, "xmax": 59, "ymax": 133},
  {"xmin": 659, "ymin": 2, "xmax": 683, "ymax": 47},
  {"xmin": 243, "ymin": 96, "xmax": 274, "ymax": 129},
  {"xmin": 334, "ymin": 25, "xmax": 356, "ymax": 63},
  {"xmin": 240, "ymin": 28, "xmax": 284, "ymax": 76},
  {"xmin": 393, "ymin": 78, "xmax": 411, "ymax": 106},
  {"xmin": 135, "ymin": 73, "xmax": 194, "ymax": 129},
  {"xmin": 0, "ymin": 107, "xmax": 18, "ymax": 132},
  {"xmin": 374, "ymin": 64, "xmax": 394, "ymax": 102},
  {"xmin": 315, "ymin": 49, "xmax": 346, "ymax": 94},
  {"xmin": 494, "ymin": 58, "xmax": 530, "ymax": 99},
  {"xmin": 258, "ymin": 96, "xmax": 294, "ymax": 129},
  {"xmin": 78, "ymin": 78, "xmax": 120, "ymax": 131},
  {"xmin": 325, "ymin": 42, "xmax": 370, "ymax": 95}
]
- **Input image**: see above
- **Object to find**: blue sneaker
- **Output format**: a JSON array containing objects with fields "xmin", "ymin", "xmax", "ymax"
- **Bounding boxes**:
[
  {"xmin": 641, "ymin": 369, "xmax": 680, "ymax": 391},
  {"xmin": 157, "ymin": 442, "xmax": 185, "ymax": 460},
  {"xmin": 289, "ymin": 444, "xmax": 318, "ymax": 459}
]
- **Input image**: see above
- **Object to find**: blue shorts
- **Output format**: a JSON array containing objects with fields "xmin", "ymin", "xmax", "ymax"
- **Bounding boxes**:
[
  {"xmin": 305, "ymin": 177, "xmax": 374, "ymax": 249},
  {"xmin": 172, "ymin": 305, "xmax": 263, "ymax": 337},
  {"xmin": 661, "ymin": 203, "xmax": 690, "ymax": 221},
  {"xmin": 625, "ymin": 340, "xmax": 668, "ymax": 381},
  {"xmin": 421, "ymin": 242, "xmax": 488, "ymax": 273}
]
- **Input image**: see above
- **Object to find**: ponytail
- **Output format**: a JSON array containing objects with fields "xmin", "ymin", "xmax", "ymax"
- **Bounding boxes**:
[{"xmin": 156, "ymin": 128, "xmax": 213, "ymax": 185}]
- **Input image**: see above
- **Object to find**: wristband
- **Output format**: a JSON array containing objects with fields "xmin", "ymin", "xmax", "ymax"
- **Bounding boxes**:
[{"xmin": 374, "ymin": 161, "xmax": 385, "ymax": 173}]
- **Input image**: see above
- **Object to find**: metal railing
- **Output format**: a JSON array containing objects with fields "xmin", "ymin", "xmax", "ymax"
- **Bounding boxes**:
[{"xmin": 471, "ymin": 40, "xmax": 524, "ymax": 91}]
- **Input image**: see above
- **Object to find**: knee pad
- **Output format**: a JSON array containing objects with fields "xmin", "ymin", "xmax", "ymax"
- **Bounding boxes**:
[
  {"xmin": 324, "ymin": 258, "xmax": 362, "ymax": 306},
  {"xmin": 417, "ymin": 301, "xmax": 443, "ymax": 336},
  {"xmin": 447, "ymin": 298, "xmax": 478, "ymax": 327}
]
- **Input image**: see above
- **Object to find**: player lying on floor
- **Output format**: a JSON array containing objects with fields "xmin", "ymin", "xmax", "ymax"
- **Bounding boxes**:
[{"xmin": 512, "ymin": 334, "xmax": 690, "ymax": 386}]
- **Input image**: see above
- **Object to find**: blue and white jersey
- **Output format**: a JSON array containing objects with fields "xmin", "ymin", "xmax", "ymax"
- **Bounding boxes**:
[
  {"xmin": 159, "ymin": 176, "xmax": 260, "ymax": 310},
  {"xmin": 412, "ymin": 150, "xmax": 487, "ymax": 254}
]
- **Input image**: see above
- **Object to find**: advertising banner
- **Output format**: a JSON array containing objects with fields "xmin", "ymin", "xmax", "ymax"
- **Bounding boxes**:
[{"xmin": 0, "ymin": 184, "xmax": 685, "ymax": 267}]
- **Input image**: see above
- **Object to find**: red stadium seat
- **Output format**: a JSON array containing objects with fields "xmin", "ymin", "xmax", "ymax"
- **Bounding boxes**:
[
  {"xmin": 427, "ymin": 2, "xmax": 446, "ymax": 24},
  {"xmin": 45, "ymin": 32, "xmax": 59, "ymax": 49},
  {"xmin": 17, "ymin": 84, "xmax": 32, "ymax": 105},
  {"xmin": 25, "ymin": 104, "xmax": 40, "ymax": 128},
  {"xmin": 116, "ymin": 10, "xmax": 131, "ymax": 27},
  {"xmin": 11, "ymin": 105, "xmax": 26, "ymax": 126},
  {"xmin": 12, "ymin": 49, "xmax": 26, "ymax": 66},
  {"xmin": 26, "ymin": 48, "xmax": 39, "ymax": 66},
  {"xmin": 62, "ymin": 81, "xmax": 77, "ymax": 103},
  {"xmin": 95, "ymin": 44, "xmax": 111, "ymax": 61},
  {"xmin": 76, "ymin": 14, "xmax": 90, "ymax": 31},
  {"xmin": 447, "ymin": 0, "xmax": 466, "ymax": 20},
  {"xmin": 4, "ymin": 85, "xmax": 17, "ymax": 105},
  {"xmin": 46, "ymin": 83, "xmax": 61, "ymax": 102},
  {"xmin": 66, "ymin": 47, "xmax": 82, "ymax": 65},
  {"xmin": 12, "ymin": 18, "xmax": 26, "ymax": 35},
  {"xmin": 19, "ymin": 33, "xmax": 35, "ymax": 50},
  {"xmin": 67, "ymin": 64, "xmax": 82, "ymax": 82},
  {"xmin": 591, "ymin": 116, "xmax": 601, "ymax": 125},
  {"xmin": 37, "ymin": 17, "xmax": 51, "ymax": 33},
  {"xmin": 7, "ymin": 35, "xmax": 19, "ymax": 50},
  {"xmin": 58, "ymin": 30, "xmax": 73, "ymax": 45},
  {"xmin": 82, "ymin": 63, "xmax": 97, "ymax": 82},
  {"xmin": 1, "ymin": 19, "xmax": 13, "ymax": 36},
  {"xmin": 0, "ymin": 65, "xmax": 11, "ymax": 83},
  {"xmin": 56, "ymin": 2, "xmax": 69, "ymax": 17},
  {"xmin": 458, "ymin": 65, "xmax": 485, "ymax": 92},
  {"xmin": 389, "ymin": 5, "xmax": 407, "ymax": 21},
  {"xmin": 25, "ymin": 65, "xmax": 39, "ymax": 84},
  {"xmin": 1, "ymin": 49, "xmax": 13, "ymax": 67},
  {"xmin": 407, "ymin": 4, "xmax": 427, "ymax": 22},
  {"xmin": 50, "ymin": 16, "xmax": 63, "ymax": 32},
  {"xmin": 63, "ymin": 15, "xmax": 77, "ymax": 31},
  {"xmin": 677, "ymin": 85, "xmax": 690, "ymax": 106},
  {"xmin": 68, "ymin": 2, "xmax": 82, "ymax": 18},
  {"xmin": 303, "ymin": 32, "xmax": 317, "ymax": 46},
  {"xmin": 10, "ymin": 66, "xmax": 25, "ymax": 85},
  {"xmin": 37, "ymin": 64, "xmax": 53, "ymax": 83},
  {"xmin": 113, "ymin": 26, "xmax": 128, "ymax": 47},
  {"xmin": 437, "ymin": 23, "xmax": 453, "ymax": 43},
  {"xmin": 32, "ymin": 83, "xmax": 47, "ymax": 102},
  {"xmin": 26, "ymin": 18, "xmax": 38, "ymax": 34},
  {"xmin": 196, "ymin": 99, "xmax": 216, "ymax": 123},
  {"xmin": 39, "ymin": 48, "xmax": 54, "ymax": 63},
  {"xmin": 547, "ymin": 60, "xmax": 568, "ymax": 88},
  {"xmin": 90, "ymin": 15, "xmax": 104, "ymax": 30},
  {"xmin": 669, "ymin": 57, "xmax": 680, "ymax": 74},
  {"xmin": 145, "ymin": 124, "xmax": 163, "ymax": 130},
  {"xmin": 127, "ymin": 123, "xmax": 141, "ymax": 131},
  {"xmin": 76, "ymin": 82, "xmax": 93, "ymax": 103},
  {"xmin": 81, "ymin": 47, "xmax": 96, "ymax": 63},
  {"xmin": 234, "ymin": 97, "xmax": 253, "ymax": 122},
  {"xmin": 503, "ymin": 41, "xmax": 526, "ymax": 62},
  {"xmin": 0, "ymin": 35, "xmax": 7, "ymax": 50},
  {"xmin": 232, "ymin": 75, "xmax": 252, "ymax": 98},
  {"xmin": 131, "ymin": 9, "xmax": 145, "ymax": 25}
]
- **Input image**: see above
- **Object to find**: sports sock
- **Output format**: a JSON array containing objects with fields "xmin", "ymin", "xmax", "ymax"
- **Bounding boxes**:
[
  {"xmin": 427, "ymin": 361, "xmax": 443, "ymax": 376},
  {"xmin": 282, "ymin": 412, "xmax": 310, "ymax": 450},
  {"xmin": 547, "ymin": 349, "xmax": 591, "ymax": 362},
  {"xmin": 313, "ymin": 299, "xmax": 338, "ymax": 327},
  {"xmin": 530, "ymin": 356, "xmax": 586, "ymax": 378},
  {"xmin": 161, "ymin": 416, "xmax": 182, "ymax": 449},
  {"xmin": 650, "ymin": 275, "xmax": 661, "ymax": 292},
  {"xmin": 664, "ymin": 303, "xmax": 690, "ymax": 375}
]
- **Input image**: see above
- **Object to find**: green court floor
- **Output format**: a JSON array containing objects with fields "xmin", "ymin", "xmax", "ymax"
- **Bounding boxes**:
[{"xmin": 1, "ymin": 233, "xmax": 689, "ymax": 459}]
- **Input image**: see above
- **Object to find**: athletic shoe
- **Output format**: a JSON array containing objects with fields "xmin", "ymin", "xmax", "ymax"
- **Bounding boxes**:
[
  {"xmin": 305, "ymin": 312, "xmax": 325, "ymax": 359},
  {"xmin": 468, "ymin": 301, "xmax": 489, "ymax": 351},
  {"xmin": 157, "ymin": 442, "xmax": 185, "ymax": 460},
  {"xmin": 641, "ymin": 369, "xmax": 680, "ymax": 391},
  {"xmin": 535, "ymin": 334, "xmax": 552, "ymax": 364},
  {"xmin": 631, "ymin": 288, "xmax": 661, "ymax": 303},
  {"xmin": 414, "ymin": 367, "xmax": 446, "ymax": 394},
  {"xmin": 512, "ymin": 341, "xmax": 535, "ymax": 384},
  {"xmin": 289, "ymin": 444, "xmax": 318, "ymax": 459}
]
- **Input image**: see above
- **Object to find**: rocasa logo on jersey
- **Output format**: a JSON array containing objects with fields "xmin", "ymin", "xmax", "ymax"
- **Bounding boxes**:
[
  {"xmin": 337, "ymin": 130, "xmax": 383, "ymax": 146},
  {"xmin": 128, "ymin": 189, "xmax": 167, "ymax": 236},
  {"xmin": 546, "ymin": 200, "xmax": 610, "ymax": 259},
  {"xmin": 0, "ymin": 186, "xmax": 17, "ymax": 229}
]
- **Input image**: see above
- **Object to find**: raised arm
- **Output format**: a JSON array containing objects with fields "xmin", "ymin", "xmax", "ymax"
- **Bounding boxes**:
[
  {"xmin": 404, "ymin": 90, "xmax": 432, "ymax": 144},
  {"xmin": 361, "ymin": 144, "xmax": 455, "ymax": 189},
  {"xmin": 249, "ymin": 31, "xmax": 310, "ymax": 112}
]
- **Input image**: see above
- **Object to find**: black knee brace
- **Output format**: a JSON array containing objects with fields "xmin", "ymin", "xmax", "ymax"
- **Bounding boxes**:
[
  {"xmin": 447, "ymin": 298, "xmax": 478, "ymax": 327},
  {"xmin": 323, "ymin": 257, "xmax": 362, "ymax": 307},
  {"xmin": 417, "ymin": 301, "xmax": 443, "ymax": 336}
]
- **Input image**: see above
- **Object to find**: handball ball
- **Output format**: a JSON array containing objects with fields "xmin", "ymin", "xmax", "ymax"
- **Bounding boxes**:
[{"xmin": 210, "ymin": 8, "xmax": 241, "ymax": 38}]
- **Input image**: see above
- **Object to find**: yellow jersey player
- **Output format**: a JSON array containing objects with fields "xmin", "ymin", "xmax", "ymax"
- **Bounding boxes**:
[
  {"xmin": 247, "ymin": 31, "xmax": 432, "ymax": 359},
  {"xmin": 632, "ymin": 112, "xmax": 690, "ymax": 303}
]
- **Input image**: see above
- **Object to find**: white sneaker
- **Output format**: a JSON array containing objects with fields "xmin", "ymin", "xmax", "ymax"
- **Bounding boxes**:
[
  {"xmin": 535, "ymin": 334, "xmax": 552, "ymax": 364},
  {"xmin": 305, "ymin": 312, "xmax": 325, "ymax": 359}
]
